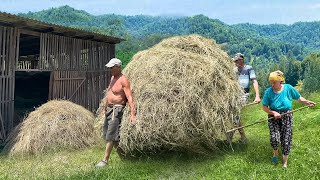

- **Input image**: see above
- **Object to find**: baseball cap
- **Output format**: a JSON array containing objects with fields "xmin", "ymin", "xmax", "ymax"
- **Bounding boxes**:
[
  {"xmin": 105, "ymin": 58, "xmax": 122, "ymax": 67},
  {"xmin": 233, "ymin": 53, "xmax": 244, "ymax": 61}
]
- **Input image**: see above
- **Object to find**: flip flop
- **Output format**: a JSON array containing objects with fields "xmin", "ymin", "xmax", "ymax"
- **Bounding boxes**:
[
  {"xmin": 272, "ymin": 156, "xmax": 278, "ymax": 165},
  {"xmin": 96, "ymin": 160, "xmax": 108, "ymax": 167}
]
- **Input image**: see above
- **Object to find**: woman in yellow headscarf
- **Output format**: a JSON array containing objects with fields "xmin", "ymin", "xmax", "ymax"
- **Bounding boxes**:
[{"xmin": 262, "ymin": 70, "xmax": 316, "ymax": 169}]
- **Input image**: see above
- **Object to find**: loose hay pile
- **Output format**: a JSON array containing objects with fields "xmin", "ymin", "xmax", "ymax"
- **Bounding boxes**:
[
  {"xmin": 99, "ymin": 34, "xmax": 244, "ymax": 154},
  {"xmin": 4, "ymin": 100, "xmax": 97, "ymax": 156}
]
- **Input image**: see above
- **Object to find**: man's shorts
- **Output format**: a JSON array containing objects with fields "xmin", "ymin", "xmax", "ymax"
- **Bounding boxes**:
[{"xmin": 103, "ymin": 104, "xmax": 125, "ymax": 141}]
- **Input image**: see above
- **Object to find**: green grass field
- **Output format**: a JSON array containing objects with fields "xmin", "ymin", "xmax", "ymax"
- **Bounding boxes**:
[{"xmin": 0, "ymin": 93, "xmax": 319, "ymax": 179}]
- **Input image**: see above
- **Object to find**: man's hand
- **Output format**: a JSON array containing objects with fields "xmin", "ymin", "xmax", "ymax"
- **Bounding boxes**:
[
  {"xmin": 130, "ymin": 114, "xmax": 136, "ymax": 124},
  {"xmin": 254, "ymin": 96, "xmax": 261, "ymax": 103}
]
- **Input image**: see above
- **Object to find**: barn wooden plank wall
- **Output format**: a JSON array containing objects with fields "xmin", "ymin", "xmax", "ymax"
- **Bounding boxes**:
[
  {"xmin": 49, "ymin": 71, "xmax": 87, "ymax": 107},
  {"xmin": 86, "ymin": 71, "xmax": 111, "ymax": 112},
  {"xmin": 39, "ymin": 33, "xmax": 115, "ymax": 71},
  {"xmin": 49, "ymin": 71, "xmax": 111, "ymax": 113},
  {"xmin": 41, "ymin": 33, "xmax": 115, "ymax": 111},
  {"xmin": 0, "ymin": 26, "xmax": 18, "ymax": 140}
]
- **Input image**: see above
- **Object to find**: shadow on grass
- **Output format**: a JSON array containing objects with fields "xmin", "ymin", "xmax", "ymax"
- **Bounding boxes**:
[
  {"xmin": 117, "ymin": 139, "xmax": 251, "ymax": 162},
  {"xmin": 0, "ymin": 142, "xmax": 5, "ymax": 155},
  {"xmin": 48, "ymin": 136, "xmax": 272, "ymax": 180},
  {"xmin": 58, "ymin": 140, "xmax": 263, "ymax": 179},
  {"xmin": 235, "ymin": 137, "xmax": 273, "ymax": 165}
]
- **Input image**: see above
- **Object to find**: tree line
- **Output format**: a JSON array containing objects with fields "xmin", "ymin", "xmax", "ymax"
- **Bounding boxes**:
[{"xmin": 20, "ymin": 5, "xmax": 320, "ymax": 93}]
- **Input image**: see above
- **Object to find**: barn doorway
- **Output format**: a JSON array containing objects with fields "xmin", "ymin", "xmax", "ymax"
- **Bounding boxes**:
[
  {"xmin": 14, "ymin": 71, "xmax": 50, "ymax": 125},
  {"xmin": 13, "ymin": 31, "xmax": 45, "ymax": 125}
]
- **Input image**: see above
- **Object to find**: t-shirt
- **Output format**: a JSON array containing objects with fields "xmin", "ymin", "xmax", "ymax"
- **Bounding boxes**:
[
  {"xmin": 237, "ymin": 65, "xmax": 256, "ymax": 93},
  {"xmin": 262, "ymin": 84, "xmax": 301, "ymax": 111}
]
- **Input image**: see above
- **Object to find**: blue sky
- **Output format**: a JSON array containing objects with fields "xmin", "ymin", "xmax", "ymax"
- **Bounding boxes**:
[{"xmin": 1, "ymin": 0, "xmax": 320, "ymax": 24}]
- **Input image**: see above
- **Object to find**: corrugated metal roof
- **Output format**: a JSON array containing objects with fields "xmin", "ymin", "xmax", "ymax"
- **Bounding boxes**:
[{"xmin": 0, "ymin": 11, "xmax": 124, "ymax": 43}]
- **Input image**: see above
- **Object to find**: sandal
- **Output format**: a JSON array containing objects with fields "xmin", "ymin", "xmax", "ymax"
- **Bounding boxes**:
[
  {"xmin": 96, "ymin": 160, "xmax": 108, "ymax": 167},
  {"xmin": 272, "ymin": 156, "xmax": 278, "ymax": 165}
]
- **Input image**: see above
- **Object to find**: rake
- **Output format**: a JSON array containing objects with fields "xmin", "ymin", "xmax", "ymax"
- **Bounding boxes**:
[{"xmin": 226, "ymin": 105, "xmax": 310, "ymax": 134}]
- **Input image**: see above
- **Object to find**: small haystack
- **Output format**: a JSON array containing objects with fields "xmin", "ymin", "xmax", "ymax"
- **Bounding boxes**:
[
  {"xmin": 99, "ymin": 34, "xmax": 244, "ymax": 154},
  {"xmin": 4, "ymin": 100, "xmax": 97, "ymax": 156}
]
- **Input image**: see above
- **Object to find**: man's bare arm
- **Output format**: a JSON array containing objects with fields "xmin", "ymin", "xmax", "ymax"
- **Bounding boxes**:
[
  {"xmin": 102, "ymin": 76, "xmax": 114, "ymax": 113},
  {"xmin": 252, "ymin": 79, "xmax": 261, "ymax": 103},
  {"xmin": 122, "ymin": 77, "xmax": 136, "ymax": 122},
  {"xmin": 107, "ymin": 76, "xmax": 114, "ymax": 91}
]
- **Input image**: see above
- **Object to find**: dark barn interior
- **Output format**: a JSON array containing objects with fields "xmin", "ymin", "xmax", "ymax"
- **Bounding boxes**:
[
  {"xmin": 14, "ymin": 72, "xmax": 50, "ymax": 125},
  {"xmin": 14, "ymin": 33, "xmax": 45, "ymax": 124}
]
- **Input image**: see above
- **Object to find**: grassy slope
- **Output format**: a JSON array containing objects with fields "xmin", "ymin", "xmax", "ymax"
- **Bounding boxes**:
[{"xmin": 0, "ymin": 93, "xmax": 319, "ymax": 180}]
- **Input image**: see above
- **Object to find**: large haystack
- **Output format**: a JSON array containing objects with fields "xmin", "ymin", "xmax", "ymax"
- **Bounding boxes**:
[
  {"xmin": 4, "ymin": 100, "xmax": 97, "ymax": 156},
  {"xmin": 99, "ymin": 34, "xmax": 244, "ymax": 154}
]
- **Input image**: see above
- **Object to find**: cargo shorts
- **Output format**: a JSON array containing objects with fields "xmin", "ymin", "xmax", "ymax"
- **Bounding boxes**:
[{"xmin": 103, "ymin": 104, "xmax": 125, "ymax": 141}]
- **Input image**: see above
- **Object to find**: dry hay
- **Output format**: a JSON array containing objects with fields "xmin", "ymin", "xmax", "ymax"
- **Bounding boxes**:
[
  {"xmin": 98, "ymin": 34, "xmax": 244, "ymax": 154},
  {"xmin": 95, "ymin": 96, "xmax": 107, "ymax": 137},
  {"xmin": 3, "ymin": 100, "xmax": 97, "ymax": 156}
]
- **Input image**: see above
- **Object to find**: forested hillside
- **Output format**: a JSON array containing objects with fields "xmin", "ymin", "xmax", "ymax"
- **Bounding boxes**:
[
  {"xmin": 19, "ymin": 5, "xmax": 320, "ymax": 93},
  {"xmin": 20, "ymin": 6, "xmax": 314, "ymax": 61},
  {"xmin": 234, "ymin": 22, "xmax": 320, "ymax": 50}
]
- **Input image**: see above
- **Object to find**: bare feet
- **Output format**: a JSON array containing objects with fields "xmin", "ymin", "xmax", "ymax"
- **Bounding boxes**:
[
  {"xmin": 283, "ymin": 155, "xmax": 288, "ymax": 169},
  {"xmin": 283, "ymin": 163, "xmax": 287, "ymax": 168}
]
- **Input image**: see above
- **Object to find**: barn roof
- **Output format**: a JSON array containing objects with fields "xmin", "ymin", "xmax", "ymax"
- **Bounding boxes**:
[{"xmin": 0, "ymin": 11, "xmax": 124, "ymax": 44}]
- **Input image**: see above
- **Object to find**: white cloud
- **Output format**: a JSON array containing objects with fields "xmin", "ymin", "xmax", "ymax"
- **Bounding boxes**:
[{"xmin": 307, "ymin": 3, "xmax": 320, "ymax": 9}]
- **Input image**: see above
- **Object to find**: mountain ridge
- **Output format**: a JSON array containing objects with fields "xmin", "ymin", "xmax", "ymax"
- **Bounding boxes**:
[{"xmin": 17, "ymin": 5, "xmax": 320, "ymax": 65}]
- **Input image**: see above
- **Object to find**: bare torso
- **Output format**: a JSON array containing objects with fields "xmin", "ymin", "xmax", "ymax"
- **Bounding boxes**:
[{"xmin": 106, "ymin": 75, "xmax": 127, "ymax": 105}]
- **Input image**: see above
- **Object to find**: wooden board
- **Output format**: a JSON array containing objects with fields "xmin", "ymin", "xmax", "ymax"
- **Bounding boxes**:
[{"xmin": 0, "ymin": 26, "xmax": 19, "ymax": 141}]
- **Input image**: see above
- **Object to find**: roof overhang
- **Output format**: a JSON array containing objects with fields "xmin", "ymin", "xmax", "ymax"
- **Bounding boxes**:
[{"xmin": 0, "ymin": 11, "xmax": 125, "ymax": 44}]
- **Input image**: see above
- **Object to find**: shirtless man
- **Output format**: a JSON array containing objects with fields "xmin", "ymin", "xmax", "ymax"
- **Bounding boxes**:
[{"xmin": 96, "ymin": 58, "xmax": 135, "ymax": 167}]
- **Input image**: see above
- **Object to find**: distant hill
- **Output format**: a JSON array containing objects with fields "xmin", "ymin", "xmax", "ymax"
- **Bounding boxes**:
[
  {"xmin": 19, "ymin": 5, "xmax": 320, "ymax": 66},
  {"xmin": 233, "ymin": 22, "xmax": 320, "ymax": 50}
]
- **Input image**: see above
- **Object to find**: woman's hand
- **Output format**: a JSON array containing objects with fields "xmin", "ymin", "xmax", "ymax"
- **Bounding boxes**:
[
  {"xmin": 307, "ymin": 101, "xmax": 316, "ymax": 107},
  {"xmin": 273, "ymin": 111, "xmax": 282, "ymax": 119},
  {"xmin": 298, "ymin": 97, "xmax": 317, "ymax": 107}
]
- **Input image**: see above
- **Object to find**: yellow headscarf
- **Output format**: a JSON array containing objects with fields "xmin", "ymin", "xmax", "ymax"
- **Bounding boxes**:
[{"xmin": 269, "ymin": 70, "xmax": 285, "ymax": 83}]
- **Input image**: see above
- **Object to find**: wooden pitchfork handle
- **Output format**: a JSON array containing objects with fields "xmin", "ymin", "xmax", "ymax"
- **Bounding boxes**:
[
  {"xmin": 226, "ymin": 106, "xmax": 310, "ymax": 133},
  {"xmin": 245, "ymin": 101, "xmax": 260, "ymax": 106}
]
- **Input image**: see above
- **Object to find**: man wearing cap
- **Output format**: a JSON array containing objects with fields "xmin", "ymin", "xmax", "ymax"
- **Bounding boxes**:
[
  {"xmin": 96, "ymin": 58, "xmax": 136, "ymax": 167},
  {"xmin": 234, "ymin": 53, "xmax": 261, "ymax": 103},
  {"xmin": 231, "ymin": 53, "xmax": 261, "ymax": 142}
]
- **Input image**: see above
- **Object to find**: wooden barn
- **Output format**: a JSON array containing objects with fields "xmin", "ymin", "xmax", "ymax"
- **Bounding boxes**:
[{"xmin": 0, "ymin": 12, "xmax": 123, "ymax": 141}]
